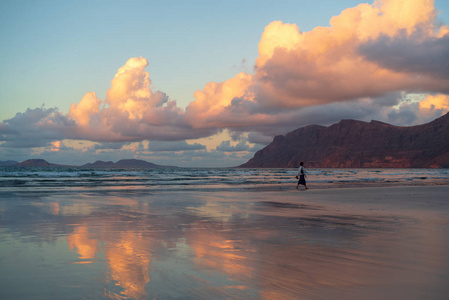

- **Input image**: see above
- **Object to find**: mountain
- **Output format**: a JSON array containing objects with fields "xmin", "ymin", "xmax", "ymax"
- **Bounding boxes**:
[
  {"xmin": 115, "ymin": 159, "xmax": 164, "ymax": 168},
  {"xmin": 2, "ymin": 158, "xmax": 172, "ymax": 168},
  {"xmin": 14, "ymin": 159, "xmax": 68, "ymax": 167},
  {"xmin": 0, "ymin": 160, "xmax": 18, "ymax": 166},
  {"xmin": 80, "ymin": 159, "xmax": 172, "ymax": 169},
  {"xmin": 81, "ymin": 160, "xmax": 115, "ymax": 168},
  {"xmin": 240, "ymin": 113, "xmax": 449, "ymax": 168}
]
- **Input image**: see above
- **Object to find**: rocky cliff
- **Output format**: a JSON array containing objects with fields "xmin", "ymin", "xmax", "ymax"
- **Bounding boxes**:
[{"xmin": 240, "ymin": 113, "xmax": 449, "ymax": 168}]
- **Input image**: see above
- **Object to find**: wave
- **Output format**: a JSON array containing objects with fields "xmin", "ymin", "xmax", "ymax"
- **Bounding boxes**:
[{"xmin": 0, "ymin": 167, "xmax": 447, "ymax": 192}]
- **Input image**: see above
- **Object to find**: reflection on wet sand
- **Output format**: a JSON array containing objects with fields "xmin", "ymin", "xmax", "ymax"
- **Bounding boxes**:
[
  {"xmin": 105, "ymin": 232, "xmax": 151, "ymax": 300},
  {"xmin": 67, "ymin": 226, "xmax": 98, "ymax": 263},
  {"xmin": 63, "ymin": 199, "xmax": 153, "ymax": 299},
  {"xmin": 1, "ymin": 187, "xmax": 449, "ymax": 300},
  {"xmin": 189, "ymin": 230, "xmax": 254, "ymax": 281},
  {"xmin": 49, "ymin": 202, "xmax": 60, "ymax": 215}
]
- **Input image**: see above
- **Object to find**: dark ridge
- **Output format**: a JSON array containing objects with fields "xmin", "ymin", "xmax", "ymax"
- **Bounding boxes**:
[{"xmin": 240, "ymin": 113, "xmax": 449, "ymax": 168}]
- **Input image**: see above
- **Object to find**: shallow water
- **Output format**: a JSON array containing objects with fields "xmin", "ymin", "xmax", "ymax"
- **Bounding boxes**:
[
  {"xmin": 1, "ymin": 187, "xmax": 449, "ymax": 299},
  {"xmin": 0, "ymin": 167, "xmax": 448, "ymax": 192}
]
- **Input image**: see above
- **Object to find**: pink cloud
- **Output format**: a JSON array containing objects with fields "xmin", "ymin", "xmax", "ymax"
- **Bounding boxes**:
[
  {"xmin": 68, "ymin": 57, "xmax": 217, "ymax": 142},
  {"xmin": 184, "ymin": 0, "xmax": 449, "ymax": 132},
  {"xmin": 252, "ymin": 0, "xmax": 448, "ymax": 107},
  {"xmin": 2, "ymin": 0, "xmax": 449, "ymax": 153},
  {"xmin": 69, "ymin": 92, "xmax": 101, "ymax": 126}
]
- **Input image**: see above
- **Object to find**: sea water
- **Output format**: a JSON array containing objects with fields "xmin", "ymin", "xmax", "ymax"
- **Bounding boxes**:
[{"xmin": 0, "ymin": 167, "xmax": 447, "ymax": 192}]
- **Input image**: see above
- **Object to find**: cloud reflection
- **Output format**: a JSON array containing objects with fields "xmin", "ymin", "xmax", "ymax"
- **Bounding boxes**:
[
  {"xmin": 62, "ymin": 199, "xmax": 153, "ymax": 299},
  {"xmin": 105, "ymin": 232, "xmax": 151, "ymax": 299},
  {"xmin": 67, "ymin": 226, "xmax": 98, "ymax": 262},
  {"xmin": 2, "ymin": 189, "xmax": 449, "ymax": 299}
]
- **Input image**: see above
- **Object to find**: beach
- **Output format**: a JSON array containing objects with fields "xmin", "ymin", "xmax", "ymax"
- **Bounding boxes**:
[{"xmin": 1, "ymin": 184, "xmax": 449, "ymax": 300}]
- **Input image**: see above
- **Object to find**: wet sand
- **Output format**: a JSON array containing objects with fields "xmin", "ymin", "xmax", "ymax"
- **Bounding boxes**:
[{"xmin": 1, "ymin": 185, "xmax": 449, "ymax": 299}]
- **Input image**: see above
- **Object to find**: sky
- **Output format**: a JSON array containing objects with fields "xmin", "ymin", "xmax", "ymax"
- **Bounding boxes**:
[{"xmin": 1, "ymin": 0, "xmax": 449, "ymax": 167}]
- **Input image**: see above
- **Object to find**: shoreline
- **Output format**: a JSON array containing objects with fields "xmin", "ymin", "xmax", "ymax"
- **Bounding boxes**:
[{"xmin": 1, "ymin": 179, "xmax": 448, "ymax": 197}]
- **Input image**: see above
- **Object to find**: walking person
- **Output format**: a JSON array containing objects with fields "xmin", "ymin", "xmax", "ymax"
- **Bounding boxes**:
[{"xmin": 296, "ymin": 162, "xmax": 308, "ymax": 190}]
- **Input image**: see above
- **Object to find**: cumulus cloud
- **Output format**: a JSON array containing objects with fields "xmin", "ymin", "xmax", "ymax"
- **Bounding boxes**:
[
  {"xmin": 0, "ymin": 107, "xmax": 75, "ymax": 148},
  {"xmin": 182, "ymin": 0, "xmax": 449, "ymax": 137},
  {"xmin": 386, "ymin": 93, "xmax": 449, "ymax": 125},
  {"xmin": 216, "ymin": 140, "xmax": 251, "ymax": 152},
  {"xmin": 2, "ymin": 0, "xmax": 449, "ymax": 167},
  {"xmin": 146, "ymin": 141, "xmax": 206, "ymax": 152},
  {"xmin": 359, "ymin": 32, "xmax": 449, "ymax": 80},
  {"xmin": 184, "ymin": 72, "xmax": 254, "ymax": 128},
  {"xmin": 92, "ymin": 142, "xmax": 127, "ymax": 150},
  {"xmin": 258, "ymin": 1, "xmax": 448, "ymax": 102},
  {"xmin": 1, "ymin": 57, "xmax": 216, "ymax": 147},
  {"xmin": 68, "ymin": 57, "xmax": 215, "ymax": 142},
  {"xmin": 419, "ymin": 94, "xmax": 449, "ymax": 111},
  {"xmin": 68, "ymin": 92, "xmax": 101, "ymax": 126}
]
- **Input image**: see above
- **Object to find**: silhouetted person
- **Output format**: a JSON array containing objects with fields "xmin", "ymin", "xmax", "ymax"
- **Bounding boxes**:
[{"xmin": 296, "ymin": 162, "xmax": 308, "ymax": 190}]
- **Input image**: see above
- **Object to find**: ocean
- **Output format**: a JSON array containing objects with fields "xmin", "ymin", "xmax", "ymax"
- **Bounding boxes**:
[{"xmin": 1, "ymin": 167, "xmax": 448, "ymax": 193}]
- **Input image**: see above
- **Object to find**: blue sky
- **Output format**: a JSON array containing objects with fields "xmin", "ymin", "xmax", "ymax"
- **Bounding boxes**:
[
  {"xmin": 1, "ymin": 0, "xmax": 449, "ymax": 167},
  {"xmin": 0, "ymin": 0, "xmax": 381, "ymax": 120}
]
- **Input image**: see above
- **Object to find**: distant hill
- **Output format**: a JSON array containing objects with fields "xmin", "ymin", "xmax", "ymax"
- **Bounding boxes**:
[
  {"xmin": 80, "ymin": 160, "xmax": 115, "ymax": 168},
  {"xmin": 0, "ymin": 160, "xmax": 18, "ymax": 166},
  {"xmin": 115, "ymin": 159, "xmax": 164, "ymax": 168},
  {"xmin": 240, "ymin": 113, "xmax": 449, "ymax": 168},
  {"xmin": 2, "ymin": 158, "xmax": 174, "ymax": 169},
  {"xmin": 80, "ymin": 159, "xmax": 172, "ymax": 169},
  {"xmin": 14, "ymin": 159, "xmax": 69, "ymax": 167}
]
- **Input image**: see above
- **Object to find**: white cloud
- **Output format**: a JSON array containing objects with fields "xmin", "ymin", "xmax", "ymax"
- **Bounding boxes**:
[
  {"xmin": 2, "ymin": 0, "xmax": 449, "ymax": 167},
  {"xmin": 146, "ymin": 141, "xmax": 206, "ymax": 152}
]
